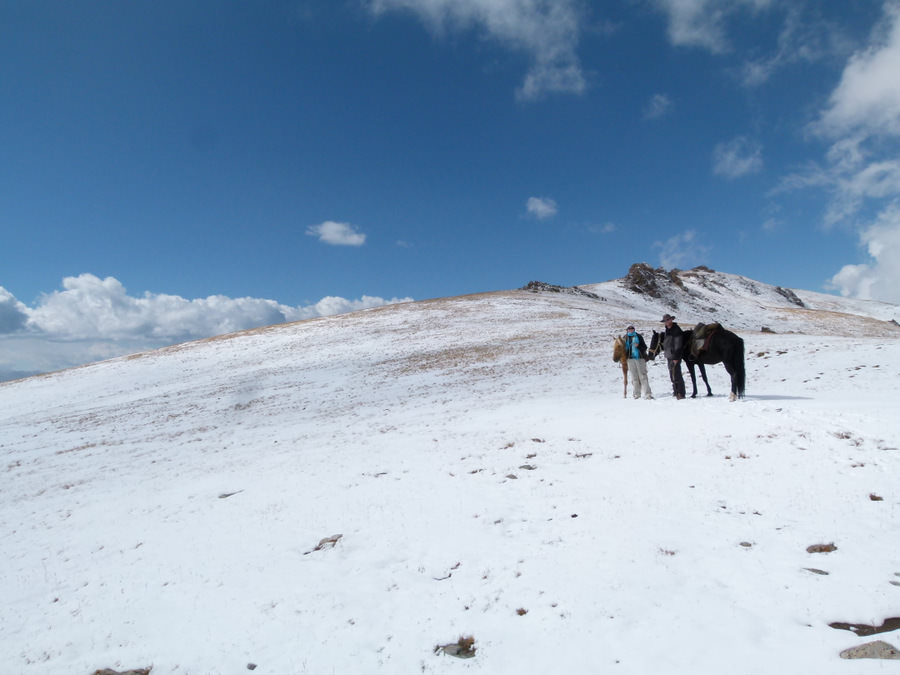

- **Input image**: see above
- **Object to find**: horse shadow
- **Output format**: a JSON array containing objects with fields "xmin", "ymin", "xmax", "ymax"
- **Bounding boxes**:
[{"xmin": 741, "ymin": 394, "xmax": 813, "ymax": 401}]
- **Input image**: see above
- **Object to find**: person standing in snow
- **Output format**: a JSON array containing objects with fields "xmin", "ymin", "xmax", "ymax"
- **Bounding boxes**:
[
  {"xmin": 624, "ymin": 325, "xmax": 653, "ymax": 400},
  {"xmin": 662, "ymin": 313, "xmax": 686, "ymax": 400}
]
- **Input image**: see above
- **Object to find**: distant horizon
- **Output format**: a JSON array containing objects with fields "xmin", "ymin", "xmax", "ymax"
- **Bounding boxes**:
[{"xmin": 2, "ymin": 263, "xmax": 897, "ymax": 383}]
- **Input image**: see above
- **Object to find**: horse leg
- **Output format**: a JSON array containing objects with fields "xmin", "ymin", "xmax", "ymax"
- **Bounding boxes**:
[
  {"xmin": 622, "ymin": 362, "xmax": 628, "ymax": 399},
  {"xmin": 697, "ymin": 362, "xmax": 713, "ymax": 396},
  {"xmin": 685, "ymin": 361, "xmax": 698, "ymax": 398},
  {"xmin": 734, "ymin": 339, "xmax": 746, "ymax": 399},
  {"xmin": 723, "ymin": 361, "xmax": 737, "ymax": 401}
]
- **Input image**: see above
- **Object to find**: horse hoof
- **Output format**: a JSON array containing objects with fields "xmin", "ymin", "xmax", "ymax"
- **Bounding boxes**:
[
  {"xmin": 706, "ymin": 393, "xmax": 714, "ymax": 397},
  {"xmin": 691, "ymin": 394, "xmax": 697, "ymax": 398}
]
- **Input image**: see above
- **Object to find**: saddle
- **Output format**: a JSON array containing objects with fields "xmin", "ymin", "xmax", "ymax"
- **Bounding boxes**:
[{"xmin": 691, "ymin": 322, "xmax": 721, "ymax": 359}]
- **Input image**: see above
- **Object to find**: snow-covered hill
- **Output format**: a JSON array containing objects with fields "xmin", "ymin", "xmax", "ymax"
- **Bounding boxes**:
[
  {"xmin": 1, "ymin": 267, "xmax": 899, "ymax": 674},
  {"xmin": 578, "ymin": 263, "xmax": 899, "ymax": 336}
]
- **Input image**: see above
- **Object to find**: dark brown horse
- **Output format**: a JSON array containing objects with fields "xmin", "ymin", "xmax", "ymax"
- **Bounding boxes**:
[{"xmin": 649, "ymin": 326, "xmax": 745, "ymax": 400}]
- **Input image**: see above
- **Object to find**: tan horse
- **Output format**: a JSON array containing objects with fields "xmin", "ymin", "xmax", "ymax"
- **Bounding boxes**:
[{"xmin": 612, "ymin": 336, "xmax": 628, "ymax": 398}]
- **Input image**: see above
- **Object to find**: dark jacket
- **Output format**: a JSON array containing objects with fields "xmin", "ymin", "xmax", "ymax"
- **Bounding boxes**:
[
  {"xmin": 624, "ymin": 332, "xmax": 648, "ymax": 360},
  {"xmin": 663, "ymin": 323, "xmax": 684, "ymax": 360}
]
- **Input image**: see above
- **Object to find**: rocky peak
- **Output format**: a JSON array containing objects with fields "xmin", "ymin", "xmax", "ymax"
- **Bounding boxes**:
[{"xmin": 623, "ymin": 263, "xmax": 690, "ymax": 300}]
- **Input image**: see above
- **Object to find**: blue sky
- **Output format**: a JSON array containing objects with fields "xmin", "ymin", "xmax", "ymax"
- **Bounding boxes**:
[{"xmin": 2, "ymin": 0, "xmax": 900, "ymax": 378}]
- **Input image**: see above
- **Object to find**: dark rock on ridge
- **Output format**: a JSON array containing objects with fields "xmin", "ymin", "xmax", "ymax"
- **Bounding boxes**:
[{"xmin": 520, "ymin": 281, "xmax": 601, "ymax": 300}]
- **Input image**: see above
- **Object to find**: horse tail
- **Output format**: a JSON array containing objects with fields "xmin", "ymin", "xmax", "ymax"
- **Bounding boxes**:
[{"xmin": 734, "ymin": 336, "xmax": 746, "ymax": 398}]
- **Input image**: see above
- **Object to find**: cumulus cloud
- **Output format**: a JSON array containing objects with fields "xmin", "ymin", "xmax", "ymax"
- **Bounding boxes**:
[
  {"xmin": 0, "ymin": 275, "xmax": 412, "ymax": 379},
  {"xmin": 0, "ymin": 287, "xmax": 29, "ymax": 334},
  {"xmin": 654, "ymin": 229, "xmax": 711, "ymax": 269},
  {"xmin": 643, "ymin": 93, "xmax": 672, "ymax": 120},
  {"xmin": 27, "ymin": 275, "xmax": 288, "ymax": 341},
  {"xmin": 306, "ymin": 221, "xmax": 367, "ymax": 246},
  {"xmin": 712, "ymin": 136, "xmax": 763, "ymax": 179},
  {"xmin": 526, "ymin": 196, "xmax": 558, "ymax": 219},
  {"xmin": 368, "ymin": 0, "xmax": 587, "ymax": 101},
  {"xmin": 828, "ymin": 202, "xmax": 900, "ymax": 302}
]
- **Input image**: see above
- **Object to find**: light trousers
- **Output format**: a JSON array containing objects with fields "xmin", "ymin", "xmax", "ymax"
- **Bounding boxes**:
[{"xmin": 626, "ymin": 358, "xmax": 653, "ymax": 399}]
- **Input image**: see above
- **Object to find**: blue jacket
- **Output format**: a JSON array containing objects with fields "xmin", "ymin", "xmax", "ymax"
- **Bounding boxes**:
[{"xmin": 624, "ymin": 332, "xmax": 648, "ymax": 360}]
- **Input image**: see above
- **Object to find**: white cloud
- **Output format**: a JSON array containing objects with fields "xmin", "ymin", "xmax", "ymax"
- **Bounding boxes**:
[
  {"xmin": 0, "ymin": 275, "xmax": 412, "ymax": 378},
  {"xmin": 368, "ymin": 0, "xmax": 586, "ymax": 101},
  {"xmin": 779, "ymin": 150, "xmax": 900, "ymax": 229},
  {"xmin": 772, "ymin": 3, "xmax": 900, "ymax": 302},
  {"xmin": 306, "ymin": 220, "xmax": 367, "ymax": 246},
  {"xmin": 643, "ymin": 93, "xmax": 672, "ymax": 120},
  {"xmin": 814, "ymin": 2, "xmax": 900, "ymax": 139},
  {"xmin": 306, "ymin": 295, "xmax": 406, "ymax": 317},
  {"xmin": 654, "ymin": 0, "xmax": 732, "ymax": 54},
  {"xmin": 27, "ymin": 275, "xmax": 286, "ymax": 340},
  {"xmin": 653, "ymin": 0, "xmax": 772, "ymax": 54},
  {"xmin": 828, "ymin": 201, "xmax": 900, "ymax": 302},
  {"xmin": 651, "ymin": 1, "xmax": 849, "ymax": 88},
  {"xmin": 712, "ymin": 136, "xmax": 763, "ymax": 179},
  {"xmin": 740, "ymin": 6, "xmax": 850, "ymax": 87},
  {"xmin": 589, "ymin": 221, "xmax": 616, "ymax": 234},
  {"xmin": 526, "ymin": 196, "xmax": 558, "ymax": 219},
  {"xmin": 0, "ymin": 287, "xmax": 29, "ymax": 334},
  {"xmin": 654, "ymin": 229, "xmax": 711, "ymax": 269}
]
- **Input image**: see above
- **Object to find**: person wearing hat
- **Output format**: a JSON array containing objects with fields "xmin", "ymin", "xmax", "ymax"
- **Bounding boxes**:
[
  {"xmin": 624, "ymin": 325, "xmax": 653, "ymax": 399},
  {"xmin": 661, "ymin": 314, "xmax": 686, "ymax": 400}
]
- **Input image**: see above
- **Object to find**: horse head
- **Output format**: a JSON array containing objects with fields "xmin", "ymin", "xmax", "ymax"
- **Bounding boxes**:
[
  {"xmin": 647, "ymin": 330, "xmax": 663, "ymax": 360},
  {"xmin": 612, "ymin": 335, "xmax": 625, "ymax": 362}
]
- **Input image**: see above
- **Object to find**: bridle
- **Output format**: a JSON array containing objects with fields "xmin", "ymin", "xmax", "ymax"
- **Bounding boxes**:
[{"xmin": 647, "ymin": 332, "xmax": 663, "ymax": 359}]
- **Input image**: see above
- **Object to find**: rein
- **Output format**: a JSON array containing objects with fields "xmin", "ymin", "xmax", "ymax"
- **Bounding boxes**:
[{"xmin": 647, "ymin": 334, "xmax": 663, "ymax": 359}]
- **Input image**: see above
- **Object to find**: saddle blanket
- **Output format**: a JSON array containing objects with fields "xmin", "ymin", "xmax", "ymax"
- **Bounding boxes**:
[{"xmin": 691, "ymin": 322, "xmax": 721, "ymax": 359}]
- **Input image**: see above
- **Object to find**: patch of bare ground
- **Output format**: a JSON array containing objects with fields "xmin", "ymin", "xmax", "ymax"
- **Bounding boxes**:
[
  {"xmin": 830, "ymin": 617, "xmax": 900, "ymax": 636},
  {"xmin": 768, "ymin": 307, "xmax": 900, "ymax": 337},
  {"xmin": 807, "ymin": 543, "xmax": 838, "ymax": 554},
  {"xmin": 379, "ymin": 339, "xmax": 535, "ymax": 375},
  {"xmin": 385, "ymin": 344, "xmax": 507, "ymax": 374},
  {"xmin": 55, "ymin": 442, "xmax": 98, "ymax": 456},
  {"xmin": 303, "ymin": 534, "xmax": 343, "ymax": 555},
  {"xmin": 840, "ymin": 640, "xmax": 900, "ymax": 660}
]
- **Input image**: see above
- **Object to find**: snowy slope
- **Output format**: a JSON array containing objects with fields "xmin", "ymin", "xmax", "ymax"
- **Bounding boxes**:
[{"xmin": 1, "ymin": 271, "xmax": 899, "ymax": 674}]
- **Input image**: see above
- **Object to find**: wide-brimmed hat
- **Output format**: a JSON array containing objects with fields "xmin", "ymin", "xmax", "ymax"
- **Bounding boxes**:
[{"xmin": 661, "ymin": 313, "xmax": 675, "ymax": 322}]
